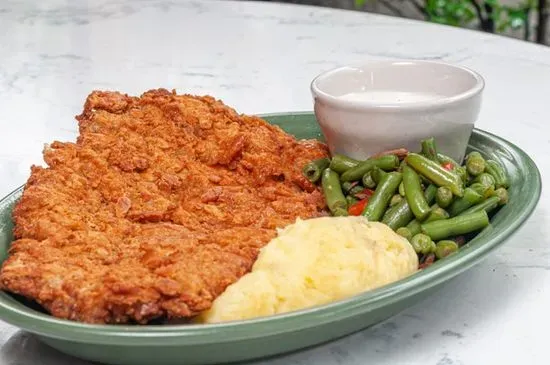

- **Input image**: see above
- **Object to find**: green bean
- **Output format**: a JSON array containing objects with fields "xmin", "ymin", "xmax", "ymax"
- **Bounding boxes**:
[
  {"xmin": 424, "ymin": 206, "xmax": 450, "ymax": 223},
  {"xmin": 321, "ymin": 168, "xmax": 348, "ymax": 216},
  {"xmin": 424, "ymin": 184, "xmax": 439, "ymax": 204},
  {"xmin": 390, "ymin": 194, "xmax": 403, "ymax": 207},
  {"xmin": 437, "ymin": 153, "xmax": 461, "ymax": 167},
  {"xmin": 459, "ymin": 196, "xmax": 500, "ymax": 216},
  {"xmin": 410, "ymin": 233, "xmax": 435, "ymax": 255},
  {"xmin": 435, "ymin": 186, "xmax": 453, "ymax": 208},
  {"xmin": 407, "ymin": 219, "xmax": 422, "ymax": 236},
  {"xmin": 466, "ymin": 151, "xmax": 481, "ymax": 159},
  {"xmin": 469, "ymin": 182, "xmax": 495, "ymax": 199},
  {"xmin": 465, "ymin": 151, "xmax": 486, "ymax": 177},
  {"xmin": 362, "ymin": 172, "xmax": 402, "ymax": 221},
  {"xmin": 362, "ymin": 171, "xmax": 377, "ymax": 189},
  {"xmin": 406, "ymin": 198, "xmax": 446, "ymax": 234},
  {"xmin": 396, "ymin": 227, "xmax": 413, "ymax": 241},
  {"xmin": 421, "ymin": 210, "xmax": 490, "ymax": 241},
  {"xmin": 371, "ymin": 167, "xmax": 388, "ymax": 184},
  {"xmin": 371, "ymin": 148, "xmax": 409, "ymax": 160},
  {"xmin": 382, "ymin": 184, "xmax": 437, "ymax": 231},
  {"xmin": 382, "ymin": 203, "xmax": 400, "ymax": 221},
  {"xmin": 341, "ymin": 155, "xmax": 400, "ymax": 182},
  {"xmin": 348, "ymin": 185, "xmax": 365, "ymax": 197},
  {"xmin": 302, "ymin": 158, "xmax": 330, "ymax": 183},
  {"xmin": 421, "ymin": 137, "xmax": 439, "ymax": 162},
  {"xmin": 474, "ymin": 173, "xmax": 496, "ymax": 188},
  {"xmin": 493, "ymin": 187, "xmax": 509, "ymax": 205},
  {"xmin": 405, "ymin": 153, "xmax": 464, "ymax": 197},
  {"xmin": 435, "ymin": 240, "xmax": 459, "ymax": 259},
  {"xmin": 485, "ymin": 160, "xmax": 509, "ymax": 188},
  {"xmin": 454, "ymin": 166, "xmax": 469, "ymax": 184},
  {"xmin": 398, "ymin": 181, "xmax": 405, "ymax": 196},
  {"xmin": 418, "ymin": 174, "xmax": 432, "ymax": 186},
  {"xmin": 403, "ymin": 165, "xmax": 431, "ymax": 220},
  {"xmin": 342, "ymin": 181, "xmax": 353, "ymax": 193},
  {"xmin": 346, "ymin": 195, "xmax": 358, "ymax": 207},
  {"xmin": 448, "ymin": 187, "xmax": 483, "ymax": 216},
  {"xmin": 341, "ymin": 181, "xmax": 356, "ymax": 194},
  {"xmin": 436, "ymin": 153, "xmax": 467, "ymax": 182},
  {"xmin": 382, "ymin": 200, "xmax": 412, "ymax": 231},
  {"xmin": 329, "ymin": 154, "xmax": 359, "ymax": 174}
]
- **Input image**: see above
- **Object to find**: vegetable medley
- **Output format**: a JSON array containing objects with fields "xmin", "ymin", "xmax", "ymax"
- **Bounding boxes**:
[{"xmin": 302, "ymin": 137, "xmax": 509, "ymax": 269}]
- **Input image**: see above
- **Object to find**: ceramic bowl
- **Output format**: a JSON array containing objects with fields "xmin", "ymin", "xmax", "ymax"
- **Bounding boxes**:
[{"xmin": 310, "ymin": 60, "xmax": 485, "ymax": 162}]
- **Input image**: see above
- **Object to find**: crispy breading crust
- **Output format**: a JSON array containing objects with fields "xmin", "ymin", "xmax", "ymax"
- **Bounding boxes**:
[{"xmin": 0, "ymin": 89, "xmax": 328, "ymax": 324}]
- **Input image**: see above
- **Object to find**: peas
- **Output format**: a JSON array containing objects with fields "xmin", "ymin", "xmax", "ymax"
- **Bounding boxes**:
[{"xmin": 362, "ymin": 171, "xmax": 377, "ymax": 189}]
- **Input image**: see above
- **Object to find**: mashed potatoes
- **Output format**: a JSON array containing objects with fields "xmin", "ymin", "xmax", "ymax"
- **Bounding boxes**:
[{"xmin": 196, "ymin": 216, "xmax": 418, "ymax": 323}]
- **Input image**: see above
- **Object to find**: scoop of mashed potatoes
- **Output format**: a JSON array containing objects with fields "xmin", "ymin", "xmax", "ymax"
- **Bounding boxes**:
[{"xmin": 196, "ymin": 216, "xmax": 418, "ymax": 323}]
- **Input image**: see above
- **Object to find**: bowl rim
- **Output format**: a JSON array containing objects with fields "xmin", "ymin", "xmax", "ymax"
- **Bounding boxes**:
[
  {"xmin": 0, "ymin": 120, "xmax": 540, "ymax": 346},
  {"xmin": 310, "ymin": 60, "xmax": 486, "ymax": 111}
]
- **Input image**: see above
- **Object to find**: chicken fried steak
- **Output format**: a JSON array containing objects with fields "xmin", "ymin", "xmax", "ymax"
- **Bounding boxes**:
[{"xmin": 0, "ymin": 89, "xmax": 328, "ymax": 324}]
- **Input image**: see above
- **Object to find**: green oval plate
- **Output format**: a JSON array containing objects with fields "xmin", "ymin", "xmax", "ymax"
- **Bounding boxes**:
[{"xmin": 0, "ymin": 112, "xmax": 541, "ymax": 365}]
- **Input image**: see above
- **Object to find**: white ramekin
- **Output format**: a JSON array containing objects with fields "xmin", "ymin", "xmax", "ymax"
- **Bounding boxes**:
[{"xmin": 310, "ymin": 60, "xmax": 485, "ymax": 162}]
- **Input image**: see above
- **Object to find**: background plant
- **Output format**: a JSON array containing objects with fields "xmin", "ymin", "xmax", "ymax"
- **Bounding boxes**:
[{"xmin": 355, "ymin": 0, "xmax": 548, "ymax": 44}]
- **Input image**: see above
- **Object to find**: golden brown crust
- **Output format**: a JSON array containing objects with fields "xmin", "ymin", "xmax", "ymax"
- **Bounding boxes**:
[{"xmin": 0, "ymin": 89, "xmax": 328, "ymax": 324}]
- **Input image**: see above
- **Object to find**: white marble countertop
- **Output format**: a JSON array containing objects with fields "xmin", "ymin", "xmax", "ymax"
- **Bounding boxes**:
[{"xmin": 0, "ymin": 0, "xmax": 549, "ymax": 364}]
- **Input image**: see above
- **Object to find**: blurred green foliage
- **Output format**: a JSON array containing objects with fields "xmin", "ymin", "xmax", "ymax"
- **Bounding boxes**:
[
  {"xmin": 424, "ymin": 0, "xmax": 476, "ymax": 27},
  {"xmin": 355, "ymin": 0, "xmax": 537, "ymax": 37}
]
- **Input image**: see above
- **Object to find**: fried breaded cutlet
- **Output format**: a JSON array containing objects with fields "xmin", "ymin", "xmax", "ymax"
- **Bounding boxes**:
[{"xmin": 0, "ymin": 89, "xmax": 328, "ymax": 324}]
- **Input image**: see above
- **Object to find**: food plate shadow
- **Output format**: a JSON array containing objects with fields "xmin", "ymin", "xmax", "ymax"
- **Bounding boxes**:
[
  {"xmin": 236, "ymin": 317, "xmax": 393, "ymax": 365},
  {"xmin": 0, "ymin": 331, "xmax": 94, "ymax": 365},
  {"xmin": 364, "ymin": 259, "xmax": 538, "ymax": 363},
  {"xmin": 255, "ymin": 262, "xmax": 529, "ymax": 365}
]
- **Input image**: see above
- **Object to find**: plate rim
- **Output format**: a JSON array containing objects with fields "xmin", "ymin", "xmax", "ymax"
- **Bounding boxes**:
[{"xmin": 0, "ymin": 112, "xmax": 542, "ymax": 346}]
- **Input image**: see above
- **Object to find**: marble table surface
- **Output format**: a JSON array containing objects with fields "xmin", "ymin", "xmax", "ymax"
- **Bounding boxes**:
[{"xmin": 0, "ymin": 0, "xmax": 549, "ymax": 364}]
